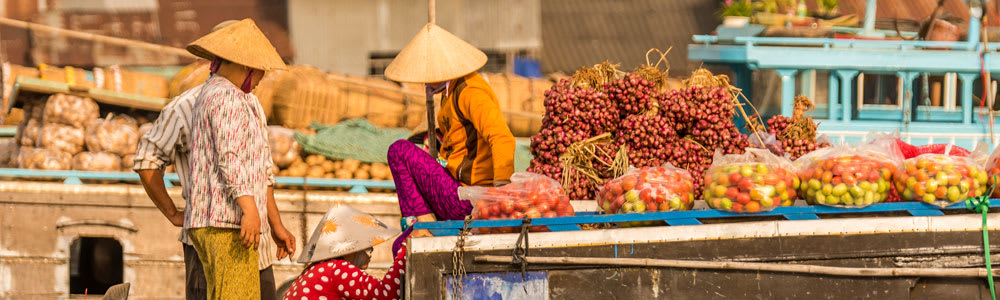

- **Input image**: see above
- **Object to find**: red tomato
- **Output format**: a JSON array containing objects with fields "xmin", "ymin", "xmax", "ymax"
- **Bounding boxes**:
[
  {"xmin": 737, "ymin": 178, "xmax": 754, "ymax": 191},
  {"xmin": 736, "ymin": 193, "xmax": 751, "ymax": 204},
  {"xmin": 647, "ymin": 202, "xmax": 659, "ymax": 212},
  {"xmin": 510, "ymin": 211, "xmax": 525, "ymax": 219},
  {"xmin": 622, "ymin": 176, "xmax": 637, "ymax": 190},
  {"xmin": 542, "ymin": 211, "xmax": 558, "ymax": 218},
  {"xmin": 545, "ymin": 196, "xmax": 560, "ymax": 209},
  {"xmin": 732, "ymin": 202, "xmax": 744, "ymax": 213},
  {"xmin": 535, "ymin": 203, "xmax": 551, "ymax": 213},
  {"xmin": 744, "ymin": 201, "xmax": 761, "ymax": 213},
  {"xmin": 725, "ymin": 187, "xmax": 739, "ymax": 199},
  {"xmin": 524, "ymin": 208, "xmax": 542, "ymax": 219},
  {"xmin": 500, "ymin": 200, "xmax": 515, "ymax": 214},
  {"xmin": 490, "ymin": 204, "xmax": 501, "ymax": 216},
  {"xmin": 729, "ymin": 173, "xmax": 743, "ymax": 185},
  {"xmin": 514, "ymin": 200, "xmax": 531, "ymax": 211}
]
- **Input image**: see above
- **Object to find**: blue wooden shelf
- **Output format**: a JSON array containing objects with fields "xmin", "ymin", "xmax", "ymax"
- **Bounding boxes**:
[
  {"xmin": 413, "ymin": 201, "xmax": 998, "ymax": 236},
  {"xmin": 0, "ymin": 168, "xmax": 396, "ymax": 193}
]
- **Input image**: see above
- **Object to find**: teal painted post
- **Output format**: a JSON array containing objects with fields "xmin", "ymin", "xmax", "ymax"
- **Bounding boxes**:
[
  {"xmin": 776, "ymin": 69, "xmax": 799, "ymax": 116},
  {"xmin": 800, "ymin": 70, "xmax": 814, "ymax": 100},
  {"xmin": 835, "ymin": 70, "xmax": 859, "ymax": 123},
  {"xmin": 828, "ymin": 72, "xmax": 839, "ymax": 120},
  {"xmin": 897, "ymin": 72, "xmax": 918, "ymax": 123},
  {"xmin": 958, "ymin": 73, "xmax": 978, "ymax": 124},
  {"xmin": 731, "ymin": 65, "xmax": 753, "ymax": 133}
]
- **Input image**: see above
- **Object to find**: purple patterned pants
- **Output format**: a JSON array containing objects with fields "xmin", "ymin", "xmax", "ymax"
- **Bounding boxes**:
[{"xmin": 388, "ymin": 140, "xmax": 472, "ymax": 252}]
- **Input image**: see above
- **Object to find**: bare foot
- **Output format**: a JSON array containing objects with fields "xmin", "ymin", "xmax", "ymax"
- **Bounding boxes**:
[{"xmin": 410, "ymin": 229, "xmax": 433, "ymax": 238}]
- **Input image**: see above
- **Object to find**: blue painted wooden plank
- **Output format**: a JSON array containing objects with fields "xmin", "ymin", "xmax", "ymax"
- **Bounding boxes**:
[
  {"xmin": 784, "ymin": 213, "xmax": 821, "ymax": 220},
  {"xmin": 414, "ymin": 201, "xmax": 993, "ymax": 235},
  {"xmin": 907, "ymin": 209, "xmax": 946, "ymax": 216},
  {"xmin": 665, "ymin": 218, "xmax": 702, "ymax": 226},
  {"xmin": 445, "ymin": 272, "xmax": 548, "ymax": 300}
]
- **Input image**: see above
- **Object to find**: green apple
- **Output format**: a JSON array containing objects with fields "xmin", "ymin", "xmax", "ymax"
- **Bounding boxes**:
[
  {"xmin": 906, "ymin": 177, "xmax": 917, "ymax": 189},
  {"xmin": 760, "ymin": 197, "xmax": 774, "ymax": 208},
  {"xmin": 922, "ymin": 193, "xmax": 937, "ymax": 204},
  {"xmin": 625, "ymin": 190, "xmax": 639, "ymax": 202},
  {"xmin": 926, "ymin": 180, "xmax": 939, "ymax": 193},
  {"xmin": 832, "ymin": 184, "xmax": 847, "ymax": 196},
  {"xmin": 959, "ymin": 180, "xmax": 971, "ymax": 193},
  {"xmin": 822, "ymin": 184, "xmax": 833, "ymax": 195},
  {"xmin": 849, "ymin": 186, "xmax": 863, "ymax": 198},
  {"xmin": 903, "ymin": 189, "xmax": 914, "ymax": 200},
  {"xmin": 721, "ymin": 198, "xmax": 733, "ymax": 210},
  {"xmin": 947, "ymin": 186, "xmax": 961, "ymax": 202},
  {"xmin": 826, "ymin": 195, "xmax": 840, "ymax": 205},
  {"xmin": 809, "ymin": 179, "xmax": 822, "ymax": 190},
  {"xmin": 815, "ymin": 193, "xmax": 826, "ymax": 204}
]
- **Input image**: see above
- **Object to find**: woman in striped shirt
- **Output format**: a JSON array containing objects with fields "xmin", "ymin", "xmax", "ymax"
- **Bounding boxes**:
[{"xmin": 182, "ymin": 19, "xmax": 286, "ymax": 300}]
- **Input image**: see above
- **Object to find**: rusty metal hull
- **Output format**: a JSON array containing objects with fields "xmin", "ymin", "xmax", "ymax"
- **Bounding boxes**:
[{"xmin": 406, "ymin": 214, "xmax": 1000, "ymax": 299}]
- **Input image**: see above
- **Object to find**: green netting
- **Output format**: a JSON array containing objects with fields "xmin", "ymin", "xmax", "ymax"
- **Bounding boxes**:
[
  {"xmin": 295, "ymin": 119, "xmax": 536, "ymax": 168},
  {"xmin": 295, "ymin": 119, "xmax": 411, "ymax": 163}
]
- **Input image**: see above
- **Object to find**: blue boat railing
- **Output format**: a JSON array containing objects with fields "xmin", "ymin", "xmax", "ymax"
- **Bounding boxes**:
[
  {"xmin": 413, "ymin": 201, "xmax": 998, "ymax": 236},
  {"xmin": 0, "ymin": 168, "xmax": 396, "ymax": 193},
  {"xmin": 692, "ymin": 35, "xmax": 1000, "ymax": 51}
]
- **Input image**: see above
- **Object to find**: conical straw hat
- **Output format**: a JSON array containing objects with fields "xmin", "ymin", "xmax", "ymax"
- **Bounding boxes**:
[
  {"xmin": 384, "ymin": 23, "xmax": 487, "ymax": 83},
  {"xmin": 186, "ymin": 18, "xmax": 286, "ymax": 71},
  {"xmin": 297, "ymin": 204, "xmax": 401, "ymax": 264}
]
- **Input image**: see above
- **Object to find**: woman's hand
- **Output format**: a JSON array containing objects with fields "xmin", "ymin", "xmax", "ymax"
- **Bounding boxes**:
[
  {"xmin": 270, "ymin": 225, "xmax": 296, "ymax": 260},
  {"xmin": 236, "ymin": 196, "xmax": 260, "ymax": 249}
]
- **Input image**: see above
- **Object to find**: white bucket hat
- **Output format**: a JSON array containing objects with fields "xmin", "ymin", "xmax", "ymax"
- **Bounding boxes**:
[{"xmin": 297, "ymin": 204, "xmax": 401, "ymax": 264}]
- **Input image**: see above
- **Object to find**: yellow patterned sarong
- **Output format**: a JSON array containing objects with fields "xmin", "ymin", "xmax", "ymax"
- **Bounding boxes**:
[{"xmin": 188, "ymin": 227, "xmax": 260, "ymax": 300}]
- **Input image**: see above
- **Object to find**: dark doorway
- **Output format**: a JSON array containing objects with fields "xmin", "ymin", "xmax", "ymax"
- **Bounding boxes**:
[{"xmin": 70, "ymin": 237, "xmax": 123, "ymax": 295}]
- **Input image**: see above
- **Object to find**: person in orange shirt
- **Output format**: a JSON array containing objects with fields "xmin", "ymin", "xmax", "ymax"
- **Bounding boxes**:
[{"xmin": 383, "ymin": 23, "xmax": 515, "ymax": 253}]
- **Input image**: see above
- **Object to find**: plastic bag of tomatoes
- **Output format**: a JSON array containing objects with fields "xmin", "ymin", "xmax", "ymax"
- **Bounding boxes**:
[
  {"xmin": 795, "ymin": 141, "xmax": 901, "ymax": 208},
  {"xmin": 897, "ymin": 153, "xmax": 988, "ymax": 207},
  {"xmin": 597, "ymin": 164, "xmax": 694, "ymax": 215},
  {"xmin": 460, "ymin": 172, "xmax": 574, "ymax": 234},
  {"xmin": 704, "ymin": 148, "xmax": 798, "ymax": 213}
]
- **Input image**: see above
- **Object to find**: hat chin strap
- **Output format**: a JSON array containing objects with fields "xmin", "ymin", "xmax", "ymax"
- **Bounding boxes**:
[{"xmin": 241, "ymin": 69, "xmax": 254, "ymax": 93}]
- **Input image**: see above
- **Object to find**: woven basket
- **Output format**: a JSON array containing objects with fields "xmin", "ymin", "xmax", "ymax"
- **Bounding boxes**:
[
  {"xmin": 272, "ymin": 66, "xmax": 342, "ymax": 129},
  {"xmin": 482, "ymin": 73, "xmax": 550, "ymax": 137},
  {"xmin": 332, "ymin": 74, "xmax": 411, "ymax": 128},
  {"xmin": 252, "ymin": 68, "xmax": 286, "ymax": 118},
  {"xmin": 168, "ymin": 60, "xmax": 208, "ymax": 98}
]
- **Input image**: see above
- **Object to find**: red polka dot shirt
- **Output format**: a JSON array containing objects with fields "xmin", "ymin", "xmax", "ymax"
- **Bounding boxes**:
[{"xmin": 283, "ymin": 245, "xmax": 406, "ymax": 300}]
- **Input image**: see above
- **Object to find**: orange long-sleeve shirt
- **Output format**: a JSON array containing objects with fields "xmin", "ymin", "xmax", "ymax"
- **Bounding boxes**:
[{"xmin": 436, "ymin": 72, "xmax": 515, "ymax": 186}]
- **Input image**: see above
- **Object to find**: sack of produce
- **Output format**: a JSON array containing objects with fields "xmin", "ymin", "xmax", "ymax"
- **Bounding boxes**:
[
  {"xmin": 898, "ymin": 152, "xmax": 987, "ymax": 207},
  {"xmin": 462, "ymin": 172, "xmax": 574, "ymax": 234},
  {"xmin": 43, "ymin": 94, "xmax": 99, "ymax": 128},
  {"xmin": 121, "ymin": 154, "xmax": 135, "ymax": 171},
  {"xmin": 85, "ymin": 114, "xmax": 140, "ymax": 156},
  {"xmin": 268, "ymin": 126, "xmax": 300, "ymax": 168},
  {"xmin": 704, "ymin": 148, "xmax": 798, "ymax": 213},
  {"xmin": 0, "ymin": 139, "xmax": 16, "ymax": 167},
  {"xmin": 796, "ymin": 141, "xmax": 901, "ymax": 208},
  {"xmin": 37, "ymin": 123, "xmax": 85, "ymax": 155},
  {"xmin": 596, "ymin": 164, "xmax": 695, "ymax": 215},
  {"xmin": 17, "ymin": 118, "xmax": 41, "ymax": 146},
  {"xmin": 72, "ymin": 152, "xmax": 122, "ymax": 171},
  {"xmin": 18, "ymin": 147, "xmax": 72, "ymax": 170}
]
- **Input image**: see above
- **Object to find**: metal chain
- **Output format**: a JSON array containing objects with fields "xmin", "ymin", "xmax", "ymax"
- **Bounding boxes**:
[
  {"xmin": 512, "ymin": 217, "xmax": 531, "ymax": 279},
  {"xmin": 450, "ymin": 216, "xmax": 473, "ymax": 300}
]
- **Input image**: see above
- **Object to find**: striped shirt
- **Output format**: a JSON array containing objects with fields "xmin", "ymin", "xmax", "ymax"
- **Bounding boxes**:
[{"xmin": 135, "ymin": 80, "xmax": 275, "ymax": 269}]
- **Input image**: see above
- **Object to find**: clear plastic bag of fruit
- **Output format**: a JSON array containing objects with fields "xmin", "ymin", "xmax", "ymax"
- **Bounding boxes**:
[
  {"xmin": 984, "ymin": 145, "xmax": 1000, "ymax": 197},
  {"xmin": 704, "ymin": 148, "xmax": 798, "ymax": 213},
  {"xmin": 897, "ymin": 151, "xmax": 988, "ymax": 207},
  {"xmin": 461, "ymin": 172, "xmax": 574, "ymax": 234},
  {"xmin": 596, "ymin": 164, "xmax": 694, "ymax": 215},
  {"xmin": 795, "ymin": 141, "xmax": 901, "ymax": 208},
  {"xmin": 268, "ymin": 126, "xmax": 301, "ymax": 169},
  {"xmin": 0, "ymin": 139, "xmax": 16, "ymax": 167}
]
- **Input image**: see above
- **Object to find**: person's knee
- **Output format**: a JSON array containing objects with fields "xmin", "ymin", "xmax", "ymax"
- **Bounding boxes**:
[{"xmin": 387, "ymin": 140, "xmax": 413, "ymax": 164}]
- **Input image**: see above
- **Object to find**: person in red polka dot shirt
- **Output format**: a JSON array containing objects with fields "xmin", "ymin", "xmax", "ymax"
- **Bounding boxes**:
[{"xmin": 284, "ymin": 204, "xmax": 404, "ymax": 300}]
